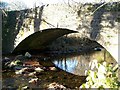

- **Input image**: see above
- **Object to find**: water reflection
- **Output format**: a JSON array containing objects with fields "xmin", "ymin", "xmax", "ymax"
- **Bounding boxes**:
[
  {"xmin": 52, "ymin": 49, "xmax": 116, "ymax": 76},
  {"xmin": 54, "ymin": 57, "xmax": 78, "ymax": 73}
]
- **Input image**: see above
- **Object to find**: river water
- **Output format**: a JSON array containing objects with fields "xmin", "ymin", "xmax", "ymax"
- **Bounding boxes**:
[
  {"xmin": 2, "ymin": 48, "xmax": 116, "ymax": 89},
  {"xmin": 52, "ymin": 49, "xmax": 116, "ymax": 76}
]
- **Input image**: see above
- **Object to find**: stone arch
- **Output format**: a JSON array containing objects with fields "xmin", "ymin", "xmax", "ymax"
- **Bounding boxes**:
[{"xmin": 13, "ymin": 28, "xmax": 78, "ymax": 54}]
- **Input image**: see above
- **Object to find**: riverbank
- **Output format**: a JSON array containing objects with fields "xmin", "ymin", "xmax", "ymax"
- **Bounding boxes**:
[{"xmin": 2, "ymin": 55, "xmax": 86, "ymax": 89}]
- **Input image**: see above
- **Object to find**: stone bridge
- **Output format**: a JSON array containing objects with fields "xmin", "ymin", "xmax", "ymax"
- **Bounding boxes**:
[
  {"xmin": 13, "ymin": 28, "xmax": 78, "ymax": 53},
  {"xmin": 2, "ymin": 2, "xmax": 119, "ymax": 63}
]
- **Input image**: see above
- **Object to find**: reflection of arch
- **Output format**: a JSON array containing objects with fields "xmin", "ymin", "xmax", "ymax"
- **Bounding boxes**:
[{"xmin": 13, "ymin": 28, "xmax": 78, "ymax": 54}]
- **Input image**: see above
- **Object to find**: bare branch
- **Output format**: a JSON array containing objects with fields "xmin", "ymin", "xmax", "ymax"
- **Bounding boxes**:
[{"xmin": 1, "ymin": 9, "xmax": 7, "ymax": 17}]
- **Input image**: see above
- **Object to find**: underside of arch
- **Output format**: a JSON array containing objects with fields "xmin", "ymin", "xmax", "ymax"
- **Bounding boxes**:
[{"xmin": 12, "ymin": 28, "xmax": 78, "ymax": 54}]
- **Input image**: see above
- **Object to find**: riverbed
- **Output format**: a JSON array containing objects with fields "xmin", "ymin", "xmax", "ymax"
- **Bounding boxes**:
[{"xmin": 2, "ymin": 47, "xmax": 116, "ymax": 89}]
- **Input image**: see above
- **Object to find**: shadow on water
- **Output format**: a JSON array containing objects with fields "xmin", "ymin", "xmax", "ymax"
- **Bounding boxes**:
[{"xmin": 52, "ymin": 49, "xmax": 116, "ymax": 76}]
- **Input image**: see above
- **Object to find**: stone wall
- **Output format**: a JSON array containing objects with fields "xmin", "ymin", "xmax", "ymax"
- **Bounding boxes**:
[{"xmin": 2, "ymin": 2, "xmax": 120, "ymax": 62}]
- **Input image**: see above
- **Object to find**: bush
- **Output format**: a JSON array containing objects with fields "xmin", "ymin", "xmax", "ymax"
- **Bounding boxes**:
[{"xmin": 80, "ymin": 61, "xmax": 120, "ymax": 89}]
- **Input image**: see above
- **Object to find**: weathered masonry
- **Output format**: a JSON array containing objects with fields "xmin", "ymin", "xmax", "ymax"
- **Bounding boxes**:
[{"xmin": 2, "ymin": 2, "xmax": 120, "ymax": 62}]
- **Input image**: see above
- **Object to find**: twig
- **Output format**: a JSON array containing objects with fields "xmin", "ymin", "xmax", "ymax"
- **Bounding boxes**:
[
  {"xmin": 42, "ymin": 19, "xmax": 56, "ymax": 27},
  {"xmin": 92, "ymin": 2, "xmax": 108, "ymax": 15},
  {"xmin": 1, "ymin": 9, "xmax": 7, "ymax": 17}
]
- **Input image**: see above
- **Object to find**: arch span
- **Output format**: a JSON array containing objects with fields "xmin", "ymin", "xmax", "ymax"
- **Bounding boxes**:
[
  {"xmin": 3, "ymin": 3, "xmax": 119, "ymax": 63},
  {"xmin": 13, "ymin": 28, "xmax": 78, "ymax": 53}
]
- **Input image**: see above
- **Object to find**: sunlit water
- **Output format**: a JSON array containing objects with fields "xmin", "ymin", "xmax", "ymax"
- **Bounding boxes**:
[{"xmin": 52, "ymin": 49, "xmax": 116, "ymax": 76}]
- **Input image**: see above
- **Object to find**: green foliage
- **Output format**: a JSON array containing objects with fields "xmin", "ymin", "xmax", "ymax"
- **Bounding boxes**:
[{"xmin": 80, "ymin": 62, "xmax": 120, "ymax": 89}]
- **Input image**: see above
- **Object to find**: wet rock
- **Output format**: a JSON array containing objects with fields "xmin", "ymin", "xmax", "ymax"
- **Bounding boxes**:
[
  {"xmin": 28, "ymin": 72, "xmax": 36, "ymax": 76},
  {"xmin": 15, "ymin": 70, "xmax": 23, "ymax": 74},
  {"xmin": 15, "ymin": 68, "xmax": 27, "ymax": 74},
  {"xmin": 22, "ymin": 86, "xmax": 29, "ymax": 90},
  {"xmin": 47, "ymin": 82, "xmax": 66, "ymax": 89},
  {"xmin": 25, "ymin": 52, "xmax": 32, "ymax": 58},
  {"xmin": 29, "ymin": 78, "xmax": 38, "ymax": 83},
  {"xmin": 49, "ymin": 67, "xmax": 57, "ymax": 71},
  {"xmin": 35, "ymin": 67, "xmax": 44, "ymax": 72}
]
